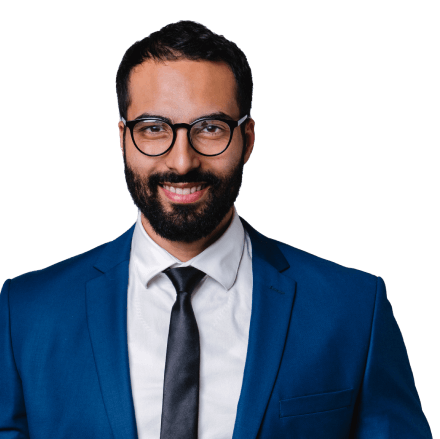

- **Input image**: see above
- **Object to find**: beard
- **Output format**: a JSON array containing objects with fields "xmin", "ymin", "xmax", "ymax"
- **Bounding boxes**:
[{"xmin": 123, "ymin": 144, "xmax": 245, "ymax": 243}]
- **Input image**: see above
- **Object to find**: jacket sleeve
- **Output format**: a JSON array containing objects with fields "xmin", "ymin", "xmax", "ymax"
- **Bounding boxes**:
[
  {"xmin": 349, "ymin": 276, "xmax": 432, "ymax": 438},
  {"xmin": 0, "ymin": 279, "xmax": 30, "ymax": 438}
]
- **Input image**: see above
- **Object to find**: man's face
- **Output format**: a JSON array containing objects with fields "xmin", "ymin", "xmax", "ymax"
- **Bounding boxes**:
[{"xmin": 119, "ymin": 59, "xmax": 254, "ymax": 243}]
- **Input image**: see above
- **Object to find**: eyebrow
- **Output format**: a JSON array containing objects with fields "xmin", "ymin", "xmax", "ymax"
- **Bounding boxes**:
[{"xmin": 133, "ymin": 111, "xmax": 235, "ymax": 124}]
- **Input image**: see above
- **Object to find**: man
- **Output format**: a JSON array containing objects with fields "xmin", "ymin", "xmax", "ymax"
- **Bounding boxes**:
[{"xmin": 0, "ymin": 20, "xmax": 432, "ymax": 438}]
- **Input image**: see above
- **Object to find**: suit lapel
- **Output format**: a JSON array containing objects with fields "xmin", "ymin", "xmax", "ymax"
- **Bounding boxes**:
[
  {"xmin": 232, "ymin": 219, "xmax": 297, "ymax": 439},
  {"xmin": 86, "ymin": 225, "xmax": 138, "ymax": 439}
]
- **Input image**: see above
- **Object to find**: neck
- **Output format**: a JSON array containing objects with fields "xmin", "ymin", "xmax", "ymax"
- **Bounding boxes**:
[{"xmin": 140, "ymin": 207, "xmax": 235, "ymax": 262}]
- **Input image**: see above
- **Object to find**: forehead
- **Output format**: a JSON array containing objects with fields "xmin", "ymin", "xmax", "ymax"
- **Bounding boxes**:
[{"xmin": 127, "ymin": 59, "xmax": 239, "ymax": 121}]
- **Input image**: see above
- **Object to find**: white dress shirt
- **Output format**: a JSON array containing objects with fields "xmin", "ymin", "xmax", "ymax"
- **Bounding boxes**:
[{"xmin": 127, "ymin": 208, "xmax": 253, "ymax": 439}]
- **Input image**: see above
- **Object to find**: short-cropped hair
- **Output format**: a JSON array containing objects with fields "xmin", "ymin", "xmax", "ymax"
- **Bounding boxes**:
[{"xmin": 116, "ymin": 20, "xmax": 253, "ymax": 126}]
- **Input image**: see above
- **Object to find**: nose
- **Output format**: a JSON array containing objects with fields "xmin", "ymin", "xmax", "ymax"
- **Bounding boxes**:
[{"xmin": 164, "ymin": 127, "xmax": 201, "ymax": 174}]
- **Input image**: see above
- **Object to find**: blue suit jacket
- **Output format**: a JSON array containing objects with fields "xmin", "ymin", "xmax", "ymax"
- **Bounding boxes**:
[{"xmin": 0, "ymin": 219, "xmax": 432, "ymax": 438}]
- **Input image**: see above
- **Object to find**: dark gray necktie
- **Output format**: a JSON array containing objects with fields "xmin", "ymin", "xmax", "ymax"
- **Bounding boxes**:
[{"xmin": 160, "ymin": 266, "xmax": 206, "ymax": 439}]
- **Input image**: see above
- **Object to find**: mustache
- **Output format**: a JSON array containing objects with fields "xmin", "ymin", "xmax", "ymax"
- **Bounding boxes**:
[{"xmin": 148, "ymin": 170, "xmax": 222, "ymax": 187}]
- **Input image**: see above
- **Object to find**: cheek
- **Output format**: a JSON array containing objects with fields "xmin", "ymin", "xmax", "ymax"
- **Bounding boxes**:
[
  {"xmin": 200, "ymin": 156, "xmax": 236, "ymax": 177},
  {"xmin": 125, "ymin": 148, "xmax": 158, "ymax": 175},
  {"xmin": 202, "ymin": 138, "xmax": 243, "ymax": 172}
]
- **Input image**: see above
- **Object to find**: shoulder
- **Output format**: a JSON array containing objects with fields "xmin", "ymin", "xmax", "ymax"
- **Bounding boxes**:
[
  {"xmin": 4, "ymin": 224, "xmax": 135, "ymax": 307},
  {"xmin": 275, "ymin": 237, "xmax": 377, "ymax": 287},
  {"xmin": 272, "ymin": 236, "xmax": 380, "ymax": 322},
  {"xmin": 242, "ymin": 217, "xmax": 379, "ymax": 308},
  {"xmin": 243, "ymin": 217, "xmax": 377, "ymax": 282}
]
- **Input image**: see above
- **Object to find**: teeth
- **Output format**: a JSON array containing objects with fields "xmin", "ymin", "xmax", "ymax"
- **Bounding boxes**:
[{"xmin": 164, "ymin": 184, "xmax": 205, "ymax": 194}]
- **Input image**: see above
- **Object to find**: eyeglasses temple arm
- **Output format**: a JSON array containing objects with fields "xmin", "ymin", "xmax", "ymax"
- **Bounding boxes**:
[{"xmin": 237, "ymin": 114, "xmax": 248, "ymax": 127}]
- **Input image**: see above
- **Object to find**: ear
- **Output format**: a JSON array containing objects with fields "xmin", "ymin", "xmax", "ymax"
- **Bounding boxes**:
[
  {"xmin": 243, "ymin": 117, "xmax": 255, "ymax": 164},
  {"xmin": 118, "ymin": 121, "xmax": 125, "ymax": 155}
]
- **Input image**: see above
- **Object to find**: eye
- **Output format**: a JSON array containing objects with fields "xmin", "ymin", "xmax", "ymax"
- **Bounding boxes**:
[
  {"xmin": 192, "ymin": 120, "xmax": 229, "ymax": 137},
  {"xmin": 142, "ymin": 125, "xmax": 165, "ymax": 133},
  {"xmin": 202, "ymin": 124, "xmax": 222, "ymax": 133},
  {"xmin": 133, "ymin": 121, "xmax": 171, "ymax": 137}
]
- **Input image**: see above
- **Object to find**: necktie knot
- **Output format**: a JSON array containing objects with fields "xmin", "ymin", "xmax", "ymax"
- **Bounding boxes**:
[{"xmin": 163, "ymin": 266, "xmax": 205, "ymax": 295}]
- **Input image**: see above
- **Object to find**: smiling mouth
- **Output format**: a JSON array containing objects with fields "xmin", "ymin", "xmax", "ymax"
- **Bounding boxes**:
[
  {"xmin": 159, "ymin": 184, "xmax": 209, "ymax": 204},
  {"xmin": 159, "ymin": 183, "xmax": 208, "ymax": 195}
]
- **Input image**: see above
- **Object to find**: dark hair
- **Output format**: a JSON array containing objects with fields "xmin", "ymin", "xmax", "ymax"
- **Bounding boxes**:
[{"xmin": 116, "ymin": 20, "xmax": 253, "ymax": 128}]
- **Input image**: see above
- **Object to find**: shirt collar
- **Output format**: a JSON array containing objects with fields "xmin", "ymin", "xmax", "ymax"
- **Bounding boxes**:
[{"xmin": 130, "ymin": 208, "xmax": 245, "ymax": 291}]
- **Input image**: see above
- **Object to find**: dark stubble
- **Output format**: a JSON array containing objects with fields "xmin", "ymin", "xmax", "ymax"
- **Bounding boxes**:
[{"xmin": 123, "ymin": 143, "xmax": 245, "ymax": 243}]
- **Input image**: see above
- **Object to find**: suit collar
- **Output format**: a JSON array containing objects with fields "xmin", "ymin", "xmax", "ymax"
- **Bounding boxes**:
[
  {"xmin": 240, "ymin": 217, "xmax": 290, "ymax": 273},
  {"xmin": 93, "ymin": 224, "xmax": 135, "ymax": 274}
]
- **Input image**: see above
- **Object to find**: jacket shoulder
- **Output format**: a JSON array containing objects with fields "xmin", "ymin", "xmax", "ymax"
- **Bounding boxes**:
[
  {"xmin": 255, "ymin": 236, "xmax": 380, "ymax": 340},
  {"xmin": 243, "ymin": 220, "xmax": 383, "ymax": 298},
  {"xmin": 242, "ymin": 217, "xmax": 377, "ymax": 288},
  {"xmin": 6, "ymin": 224, "xmax": 135, "ymax": 303},
  {"xmin": 277, "ymin": 238, "xmax": 376, "ymax": 280}
]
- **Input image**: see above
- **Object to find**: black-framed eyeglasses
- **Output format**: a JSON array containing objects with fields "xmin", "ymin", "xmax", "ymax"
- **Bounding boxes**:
[{"xmin": 121, "ymin": 114, "xmax": 248, "ymax": 157}]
